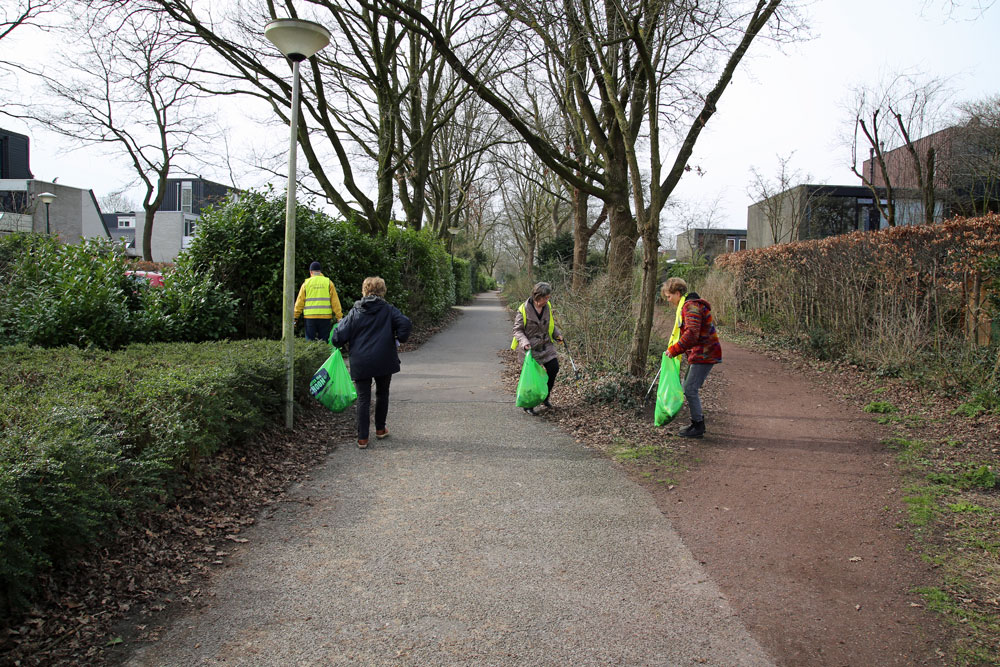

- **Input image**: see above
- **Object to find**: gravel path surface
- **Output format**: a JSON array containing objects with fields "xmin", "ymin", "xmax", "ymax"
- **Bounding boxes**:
[{"xmin": 125, "ymin": 293, "xmax": 772, "ymax": 666}]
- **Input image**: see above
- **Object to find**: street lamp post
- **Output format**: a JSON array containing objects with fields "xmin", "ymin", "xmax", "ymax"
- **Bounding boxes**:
[
  {"xmin": 38, "ymin": 192, "xmax": 57, "ymax": 234},
  {"xmin": 265, "ymin": 18, "xmax": 331, "ymax": 429}
]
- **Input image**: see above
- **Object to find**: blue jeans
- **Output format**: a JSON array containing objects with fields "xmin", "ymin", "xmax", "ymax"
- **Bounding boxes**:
[
  {"xmin": 683, "ymin": 363, "xmax": 714, "ymax": 422},
  {"xmin": 304, "ymin": 318, "xmax": 333, "ymax": 343}
]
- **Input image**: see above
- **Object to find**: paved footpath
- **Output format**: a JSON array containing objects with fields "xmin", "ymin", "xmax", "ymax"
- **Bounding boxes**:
[{"xmin": 125, "ymin": 292, "xmax": 772, "ymax": 666}]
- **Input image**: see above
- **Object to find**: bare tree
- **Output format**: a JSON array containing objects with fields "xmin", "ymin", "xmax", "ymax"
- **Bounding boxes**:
[
  {"xmin": 849, "ymin": 73, "xmax": 950, "ymax": 227},
  {"xmin": 4, "ymin": 7, "xmax": 217, "ymax": 260},
  {"xmin": 425, "ymin": 81, "xmax": 503, "ymax": 238},
  {"xmin": 98, "ymin": 190, "xmax": 137, "ymax": 214},
  {"xmin": 493, "ymin": 138, "xmax": 558, "ymax": 282},
  {"xmin": 0, "ymin": 0, "xmax": 63, "ymax": 45},
  {"xmin": 748, "ymin": 152, "xmax": 816, "ymax": 244},
  {"xmin": 366, "ymin": 0, "xmax": 798, "ymax": 374},
  {"xmin": 129, "ymin": 0, "xmax": 503, "ymax": 236},
  {"xmin": 947, "ymin": 95, "xmax": 1000, "ymax": 216}
]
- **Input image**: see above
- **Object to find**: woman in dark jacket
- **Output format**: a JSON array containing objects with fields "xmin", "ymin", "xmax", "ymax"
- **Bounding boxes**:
[
  {"xmin": 512, "ymin": 281, "xmax": 563, "ymax": 414},
  {"xmin": 330, "ymin": 276, "xmax": 412, "ymax": 449}
]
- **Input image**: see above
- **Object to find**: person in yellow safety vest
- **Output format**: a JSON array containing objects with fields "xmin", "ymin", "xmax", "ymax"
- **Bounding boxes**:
[
  {"xmin": 294, "ymin": 261, "xmax": 344, "ymax": 342},
  {"xmin": 511, "ymin": 281, "xmax": 563, "ymax": 415}
]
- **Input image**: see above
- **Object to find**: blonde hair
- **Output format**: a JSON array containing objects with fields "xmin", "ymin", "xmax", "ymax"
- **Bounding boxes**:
[
  {"xmin": 661, "ymin": 277, "xmax": 687, "ymax": 299},
  {"xmin": 362, "ymin": 276, "xmax": 387, "ymax": 297}
]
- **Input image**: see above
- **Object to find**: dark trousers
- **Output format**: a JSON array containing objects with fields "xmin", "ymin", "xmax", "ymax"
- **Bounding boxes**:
[
  {"xmin": 304, "ymin": 317, "xmax": 333, "ymax": 343},
  {"xmin": 354, "ymin": 375, "xmax": 391, "ymax": 440},
  {"xmin": 542, "ymin": 357, "xmax": 559, "ymax": 399}
]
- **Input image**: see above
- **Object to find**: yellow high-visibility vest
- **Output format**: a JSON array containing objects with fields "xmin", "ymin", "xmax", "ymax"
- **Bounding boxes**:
[
  {"xmin": 303, "ymin": 275, "xmax": 334, "ymax": 318},
  {"xmin": 511, "ymin": 301, "xmax": 556, "ymax": 350},
  {"xmin": 668, "ymin": 295, "xmax": 687, "ymax": 348}
]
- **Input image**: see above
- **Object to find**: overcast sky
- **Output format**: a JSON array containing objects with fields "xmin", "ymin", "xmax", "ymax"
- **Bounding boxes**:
[
  {"xmin": 3, "ymin": 1, "xmax": 998, "ymax": 238},
  {"xmin": 668, "ymin": 0, "xmax": 1000, "ymax": 235}
]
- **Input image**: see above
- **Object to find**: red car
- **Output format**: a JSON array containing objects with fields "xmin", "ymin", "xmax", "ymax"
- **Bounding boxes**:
[{"xmin": 125, "ymin": 270, "xmax": 165, "ymax": 288}]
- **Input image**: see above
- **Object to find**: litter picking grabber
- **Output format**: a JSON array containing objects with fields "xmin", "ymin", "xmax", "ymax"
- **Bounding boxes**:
[
  {"xmin": 561, "ymin": 338, "xmax": 581, "ymax": 379},
  {"xmin": 642, "ymin": 364, "xmax": 662, "ymax": 406}
]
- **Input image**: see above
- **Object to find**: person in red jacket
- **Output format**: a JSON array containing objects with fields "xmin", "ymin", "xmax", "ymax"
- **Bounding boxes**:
[{"xmin": 663, "ymin": 277, "xmax": 722, "ymax": 438}]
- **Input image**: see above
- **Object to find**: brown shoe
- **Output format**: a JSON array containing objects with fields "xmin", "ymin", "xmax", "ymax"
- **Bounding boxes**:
[
  {"xmin": 357, "ymin": 439, "xmax": 369, "ymax": 449},
  {"xmin": 375, "ymin": 429, "xmax": 389, "ymax": 439}
]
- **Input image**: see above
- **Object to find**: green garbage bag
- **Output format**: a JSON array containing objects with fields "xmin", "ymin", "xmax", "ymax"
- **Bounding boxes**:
[
  {"xmin": 515, "ymin": 351, "xmax": 549, "ymax": 408},
  {"xmin": 310, "ymin": 347, "xmax": 357, "ymax": 413},
  {"xmin": 654, "ymin": 352, "xmax": 684, "ymax": 426}
]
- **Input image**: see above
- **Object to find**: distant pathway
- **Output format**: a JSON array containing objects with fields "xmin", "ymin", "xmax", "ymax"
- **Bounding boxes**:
[{"xmin": 125, "ymin": 292, "xmax": 771, "ymax": 666}]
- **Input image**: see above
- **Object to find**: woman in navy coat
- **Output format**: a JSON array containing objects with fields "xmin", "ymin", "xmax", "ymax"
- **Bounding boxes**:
[{"xmin": 330, "ymin": 276, "xmax": 412, "ymax": 448}]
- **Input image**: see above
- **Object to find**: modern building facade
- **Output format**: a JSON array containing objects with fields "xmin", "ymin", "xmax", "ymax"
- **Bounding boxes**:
[
  {"xmin": 102, "ymin": 177, "xmax": 237, "ymax": 261},
  {"xmin": 1, "ymin": 128, "xmax": 111, "ymax": 242},
  {"xmin": 747, "ymin": 184, "xmax": 886, "ymax": 249},
  {"xmin": 675, "ymin": 228, "xmax": 747, "ymax": 264},
  {"xmin": 860, "ymin": 120, "xmax": 1000, "ymax": 219}
]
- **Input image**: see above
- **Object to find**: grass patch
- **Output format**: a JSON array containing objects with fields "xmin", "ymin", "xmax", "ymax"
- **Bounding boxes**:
[
  {"xmin": 612, "ymin": 440, "xmax": 671, "ymax": 464},
  {"xmin": 927, "ymin": 464, "xmax": 997, "ymax": 491},
  {"xmin": 947, "ymin": 501, "xmax": 987, "ymax": 514},
  {"xmin": 864, "ymin": 400, "xmax": 898, "ymax": 414},
  {"xmin": 913, "ymin": 586, "xmax": 1000, "ymax": 666},
  {"xmin": 611, "ymin": 439, "xmax": 685, "ymax": 486},
  {"xmin": 881, "ymin": 436, "xmax": 934, "ymax": 466}
]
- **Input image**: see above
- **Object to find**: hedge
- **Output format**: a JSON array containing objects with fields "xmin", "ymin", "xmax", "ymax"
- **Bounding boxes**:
[
  {"xmin": 0, "ymin": 234, "xmax": 237, "ymax": 348},
  {"xmin": 185, "ymin": 189, "xmax": 457, "ymax": 338},
  {"xmin": 0, "ymin": 339, "xmax": 329, "ymax": 615},
  {"xmin": 711, "ymin": 214, "xmax": 1000, "ymax": 365}
]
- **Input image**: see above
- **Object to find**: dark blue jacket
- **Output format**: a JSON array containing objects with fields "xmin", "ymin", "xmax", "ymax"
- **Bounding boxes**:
[{"xmin": 329, "ymin": 296, "xmax": 412, "ymax": 380}]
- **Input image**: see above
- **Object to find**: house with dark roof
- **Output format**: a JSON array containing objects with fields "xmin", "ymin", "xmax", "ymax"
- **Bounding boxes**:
[
  {"xmin": 103, "ymin": 177, "xmax": 239, "ymax": 261},
  {"xmin": 0, "ymin": 128, "xmax": 111, "ymax": 241}
]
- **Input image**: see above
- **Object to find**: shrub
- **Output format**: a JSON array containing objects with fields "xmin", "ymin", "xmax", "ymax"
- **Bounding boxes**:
[
  {"xmin": 713, "ymin": 215, "xmax": 1000, "ymax": 369},
  {"xmin": 387, "ymin": 225, "xmax": 454, "ymax": 321},
  {"xmin": 0, "ymin": 339, "xmax": 329, "ymax": 613},
  {"xmin": 185, "ymin": 190, "xmax": 455, "ymax": 336},
  {"xmin": 0, "ymin": 233, "xmax": 237, "ymax": 349},
  {"xmin": 538, "ymin": 232, "xmax": 574, "ymax": 267},
  {"xmin": 453, "ymin": 256, "xmax": 473, "ymax": 304},
  {"xmin": 0, "ymin": 235, "xmax": 133, "ymax": 348}
]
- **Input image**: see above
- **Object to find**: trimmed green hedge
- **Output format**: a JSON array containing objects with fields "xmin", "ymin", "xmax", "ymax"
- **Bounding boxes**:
[
  {"xmin": 0, "ymin": 339, "xmax": 329, "ymax": 614},
  {"xmin": 185, "ymin": 190, "xmax": 457, "ymax": 337}
]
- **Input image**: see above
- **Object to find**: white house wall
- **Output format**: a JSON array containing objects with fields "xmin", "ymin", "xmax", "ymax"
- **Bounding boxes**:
[{"xmin": 134, "ymin": 210, "xmax": 185, "ymax": 263}]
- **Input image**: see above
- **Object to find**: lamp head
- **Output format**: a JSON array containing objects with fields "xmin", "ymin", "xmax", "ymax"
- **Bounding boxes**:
[
  {"xmin": 265, "ymin": 19, "xmax": 330, "ymax": 62},
  {"xmin": 38, "ymin": 192, "xmax": 57, "ymax": 205}
]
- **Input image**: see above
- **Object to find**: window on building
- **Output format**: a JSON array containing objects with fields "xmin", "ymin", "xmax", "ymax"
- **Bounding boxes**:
[
  {"xmin": 181, "ymin": 181, "xmax": 193, "ymax": 213},
  {"xmin": 184, "ymin": 217, "xmax": 197, "ymax": 237},
  {"xmin": 118, "ymin": 216, "xmax": 135, "ymax": 228},
  {"xmin": 726, "ymin": 237, "xmax": 746, "ymax": 253}
]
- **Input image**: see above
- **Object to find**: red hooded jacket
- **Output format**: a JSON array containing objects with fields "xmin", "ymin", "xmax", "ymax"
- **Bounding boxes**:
[{"xmin": 666, "ymin": 292, "xmax": 722, "ymax": 365}]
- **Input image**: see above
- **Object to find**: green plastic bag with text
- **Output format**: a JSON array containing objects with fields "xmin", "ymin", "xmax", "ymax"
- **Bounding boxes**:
[
  {"xmin": 515, "ymin": 351, "xmax": 549, "ymax": 409},
  {"xmin": 654, "ymin": 352, "xmax": 684, "ymax": 426},
  {"xmin": 310, "ymin": 347, "xmax": 357, "ymax": 413}
]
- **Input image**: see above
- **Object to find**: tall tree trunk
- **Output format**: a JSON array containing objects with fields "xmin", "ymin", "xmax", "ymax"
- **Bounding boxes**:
[
  {"xmin": 571, "ymin": 187, "xmax": 590, "ymax": 289},
  {"xmin": 525, "ymin": 238, "xmax": 535, "ymax": 283},
  {"xmin": 141, "ymin": 170, "xmax": 169, "ymax": 262},
  {"xmin": 605, "ymin": 196, "xmax": 638, "ymax": 286},
  {"xmin": 628, "ymin": 219, "xmax": 660, "ymax": 376}
]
